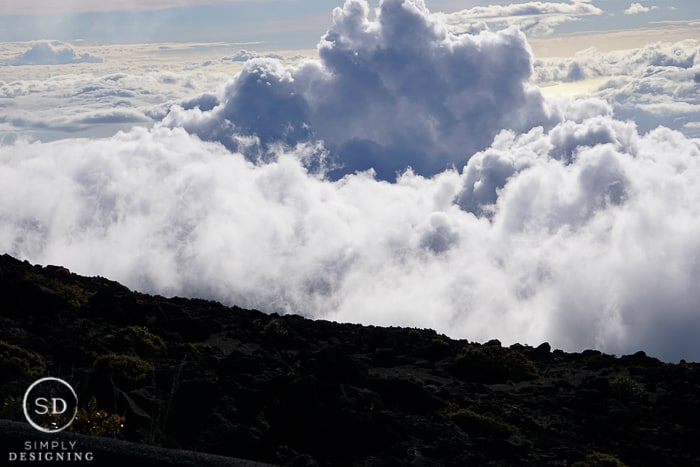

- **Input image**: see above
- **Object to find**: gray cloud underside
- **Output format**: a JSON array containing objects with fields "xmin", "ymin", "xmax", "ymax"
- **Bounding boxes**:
[{"xmin": 1, "ymin": 0, "xmax": 699, "ymax": 362}]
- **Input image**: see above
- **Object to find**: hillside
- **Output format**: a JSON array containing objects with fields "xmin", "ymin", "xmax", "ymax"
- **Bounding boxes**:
[{"xmin": 0, "ymin": 253, "xmax": 698, "ymax": 466}]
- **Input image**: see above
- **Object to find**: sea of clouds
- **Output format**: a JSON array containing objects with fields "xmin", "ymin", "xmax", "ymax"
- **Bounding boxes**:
[{"xmin": 1, "ymin": 0, "xmax": 699, "ymax": 361}]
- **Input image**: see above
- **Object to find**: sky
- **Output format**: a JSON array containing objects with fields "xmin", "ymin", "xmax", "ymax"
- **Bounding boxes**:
[
  {"xmin": 0, "ymin": 0, "xmax": 697, "ymax": 45},
  {"xmin": 1, "ymin": 0, "xmax": 700, "ymax": 362}
]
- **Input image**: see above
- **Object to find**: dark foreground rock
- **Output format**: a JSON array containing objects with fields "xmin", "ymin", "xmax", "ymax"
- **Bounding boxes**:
[{"xmin": 1, "ymin": 253, "xmax": 699, "ymax": 466}]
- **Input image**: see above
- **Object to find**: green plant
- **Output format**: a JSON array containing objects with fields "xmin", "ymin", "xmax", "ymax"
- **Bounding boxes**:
[
  {"xmin": 609, "ymin": 376, "xmax": 645, "ymax": 402},
  {"xmin": 0, "ymin": 395, "xmax": 24, "ymax": 421},
  {"xmin": 572, "ymin": 452, "xmax": 628, "ymax": 467},
  {"xmin": 431, "ymin": 336, "xmax": 450, "ymax": 349},
  {"xmin": 263, "ymin": 318, "xmax": 289, "ymax": 337},
  {"xmin": 446, "ymin": 407, "xmax": 518, "ymax": 437},
  {"xmin": 94, "ymin": 354, "xmax": 152, "ymax": 388},
  {"xmin": 24, "ymin": 272, "xmax": 93, "ymax": 308},
  {"xmin": 449, "ymin": 345, "xmax": 538, "ymax": 383},
  {"xmin": 72, "ymin": 396, "xmax": 125, "ymax": 438},
  {"xmin": 441, "ymin": 400, "xmax": 461, "ymax": 415},
  {"xmin": 0, "ymin": 340, "xmax": 46, "ymax": 379},
  {"xmin": 118, "ymin": 326, "xmax": 166, "ymax": 358},
  {"xmin": 406, "ymin": 328, "xmax": 422, "ymax": 341}
]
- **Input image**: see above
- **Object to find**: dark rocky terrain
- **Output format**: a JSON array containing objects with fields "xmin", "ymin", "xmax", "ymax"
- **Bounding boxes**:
[{"xmin": 1, "ymin": 253, "xmax": 699, "ymax": 466}]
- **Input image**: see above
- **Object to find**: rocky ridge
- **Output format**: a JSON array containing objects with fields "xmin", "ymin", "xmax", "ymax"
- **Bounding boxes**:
[{"xmin": 0, "ymin": 254, "xmax": 699, "ymax": 466}]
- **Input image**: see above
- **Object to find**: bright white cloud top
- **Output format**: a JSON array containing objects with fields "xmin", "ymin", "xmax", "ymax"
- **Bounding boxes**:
[{"xmin": 1, "ymin": 0, "xmax": 700, "ymax": 362}]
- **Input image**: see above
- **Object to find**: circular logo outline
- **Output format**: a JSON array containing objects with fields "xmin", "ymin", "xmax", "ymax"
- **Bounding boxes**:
[{"xmin": 22, "ymin": 377, "xmax": 78, "ymax": 433}]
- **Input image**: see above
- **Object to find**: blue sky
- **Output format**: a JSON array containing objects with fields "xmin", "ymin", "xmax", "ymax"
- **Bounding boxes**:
[{"xmin": 0, "ymin": 0, "xmax": 697, "ymax": 47}]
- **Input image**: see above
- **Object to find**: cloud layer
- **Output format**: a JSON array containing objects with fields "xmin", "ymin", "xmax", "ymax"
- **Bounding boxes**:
[
  {"xmin": 0, "ymin": 42, "xmax": 255, "ymax": 141},
  {"xmin": 3, "ymin": 41, "xmax": 102, "ymax": 66},
  {"xmin": 2, "ymin": 114, "xmax": 700, "ymax": 361},
  {"xmin": 1, "ymin": 0, "xmax": 700, "ymax": 362},
  {"xmin": 533, "ymin": 39, "xmax": 700, "ymax": 136}
]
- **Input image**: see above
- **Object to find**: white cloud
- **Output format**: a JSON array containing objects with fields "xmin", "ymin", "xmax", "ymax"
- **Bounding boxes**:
[
  {"xmin": 624, "ymin": 2, "xmax": 657, "ymax": 15},
  {"xmin": 3, "ymin": 41, "xmax": 102, "ymax": 66},
  {"xmin": 2, "ymin": 114, "xmax": 700, "ymax": 362},
  {"xmin": 533, "ymin": 39, "xmax": 699, "ymax": 136},
  {"xmin": 165, "ymin": 0, "xmax": 559, "ymax": 180},
  {"xmin": 445, "ymin": 0, "xmax": 603, "ymax": 37}
]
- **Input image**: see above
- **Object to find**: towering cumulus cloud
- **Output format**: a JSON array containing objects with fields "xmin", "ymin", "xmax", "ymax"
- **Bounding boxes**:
[
  {"xmin": 164, "ymin": 0, "xmax": 555, "ymax": 180},
  {"xmin": 1, "ymin": 0, "xmax": 700, "ymax": 362}
]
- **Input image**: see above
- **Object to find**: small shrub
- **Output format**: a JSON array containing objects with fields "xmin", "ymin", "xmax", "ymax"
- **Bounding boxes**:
[
  {"xmin": 449, "ymin": 345, "xmax": 538, "ymax": 383},
  {"xmin": 72, "ymin": 396, "xmax": 125, "ymax": 438},
  {"xmin": 185, "ymin": 342, "xmax": 213, "ymax": 355},
  {"xmin": 423, "ymin": 336, "xmax": 452, "ymax": 359},
  {"xmin": 0, "ymin": 395, "xmax": 24, "ymax": 421},
  {"xmin": 446, "ymin": 407, "xmax": 517, "ymax": 437},
  {"xmin": 94, "ymin": 354, "xmax": 152, "ymax": 388},
  {"xmin": 609, "ymin": 376, "xmax": 645, "ymax": 402},
  {"xmin": 572, "ymin": 452, "xmax": 627, "ymax": 467},
  {"xmin": 263, "ymin": 318, "xmax": 289, "ymax": 337},
  {"xmin": 0, "ymin": 340, "xmax": 46, "ymax": 379},
  {"xmin": 24, "ymin": 272, "xmax": 92, "ymax": 308},
  {"xmin": 441, "ymin": 400, "xmax": 461, "ymax": 415},
  {"xmin": 118, "ymin": 326, "xmax": 166, "ymax": 358},
  {"xmin": 406, "ymin": 328, "xmax": 422, "ymax": 341}
]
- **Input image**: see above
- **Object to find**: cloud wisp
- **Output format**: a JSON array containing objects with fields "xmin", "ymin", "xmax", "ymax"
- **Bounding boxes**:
[
  {"xmin": 1, "ymin": 0, "xmax": 700, "ymax": 362},
  {"xmin": 445, "ymin": 0, "xmax": 603, "ymax": 37}
]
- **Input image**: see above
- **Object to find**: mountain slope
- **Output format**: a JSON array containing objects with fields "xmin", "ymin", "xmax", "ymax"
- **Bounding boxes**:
[{"xmin": 0, "ymin": 254, "xmax": 698, "ymax": 466}]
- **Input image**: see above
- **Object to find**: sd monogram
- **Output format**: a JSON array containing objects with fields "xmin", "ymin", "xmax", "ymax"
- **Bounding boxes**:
[{"xmin": 23, "ymin": 377, "xmax": 78, "ymax": 433}]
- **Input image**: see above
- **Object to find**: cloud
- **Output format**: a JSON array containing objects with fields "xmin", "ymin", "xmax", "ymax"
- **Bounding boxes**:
[
  {"xmin": 4, "ymin": 41, "xmax": 102, "ymax": 66},
  {"xmin": 0, "ymin": 43, "xmax": 243, "ymax": 140},
  {"xmin": 445, "ymin": 0, "xmax": 603, "ymax": 37},
  {"xmin": 223, "ymin": 49, "xmax": 285, "ymax": 62},
  {"xmin": 624, "ymin": 2, "xmax": 657, "ymax": 15},
  {"xmin": 532, "ymin": 40, "xmax": 699, "ymax": 83},
  {"xmin": 533, "ymin": 39, "xmax": 699, "ymax": 136},
  {"xmin": 164, "ymin": 0, "xmax": 559, "ymax": 181},
  {"xmin": 2, "ymin": 113, "xmax": 700, "ymax": 362},
  {"xmin": 0, "ymin": 0, "xmax": 256, "ymax": 15}
]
